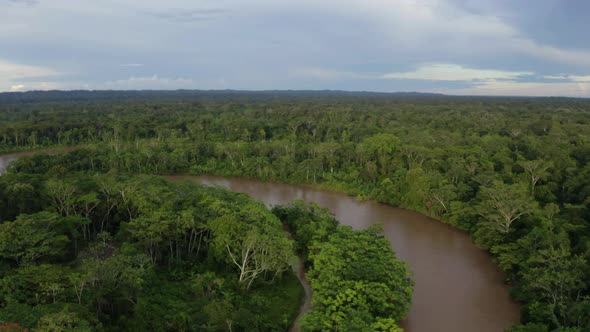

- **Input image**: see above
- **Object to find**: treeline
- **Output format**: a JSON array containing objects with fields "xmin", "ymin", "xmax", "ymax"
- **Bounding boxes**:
[{"xmin": 2, "ymin": 92, "xmax": 590, "ymax": 330}]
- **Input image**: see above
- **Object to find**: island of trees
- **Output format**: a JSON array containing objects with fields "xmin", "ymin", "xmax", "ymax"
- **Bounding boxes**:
[{"xmin": 1, "ymin": 90, "xmax": 590, "ymax": 331}]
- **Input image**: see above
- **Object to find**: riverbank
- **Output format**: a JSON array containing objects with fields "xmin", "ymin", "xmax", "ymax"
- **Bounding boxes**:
[
  {"xmin": 0, "ymin": 144, "xmax": 79, "ymax": 155},
  {"xmin": 0, "ymin": 146, "xmax": 82, "ymax": 175}
]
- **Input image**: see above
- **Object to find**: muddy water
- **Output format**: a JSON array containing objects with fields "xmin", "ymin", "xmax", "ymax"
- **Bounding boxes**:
[
  {"xmin": 175, "ymin": 175, "xmax": 520, "ymax": 332},
  {"xmin": 0, "ymin": 150, "xmax": 520, "ymax": 331}
]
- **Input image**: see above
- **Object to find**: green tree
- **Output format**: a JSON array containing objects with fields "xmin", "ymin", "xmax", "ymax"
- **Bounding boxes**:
[
  {"xmin": 0, "ymin": 212, "xmax": 69, "ymax": 265},
  {"xmin": 302, "ymin": 225, "xmax": 413, "ymax": 331},
  {"xmin": 476, "ymin": 181, "xmax": 535, "ymax": 233},
  {"xmin": 362, "ymin": 133, "xmax": 400, "ymax": 175},
  {"xmin": 210, "ymin": 213, "xmax": 293, "ymax": 289},
  {"xmin": 518, "ymin": 159, "xmax": 552, "ymax": 195},
  {"xmin": 36, "ymin": 309, "xmax": 92, "ymax": 332}
]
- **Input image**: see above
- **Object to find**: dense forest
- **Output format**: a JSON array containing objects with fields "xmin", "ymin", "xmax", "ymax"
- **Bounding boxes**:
[
  {"xmin": 0, "ymin": 150, "xmax": 412, "ymax": 331},
  {"xmin": 0, "ymin": 169, "xmax": 304, "ymax": 330},
  {"xmin": 1, "ymin": 90, "xmax": 590, "ymax": 331}
]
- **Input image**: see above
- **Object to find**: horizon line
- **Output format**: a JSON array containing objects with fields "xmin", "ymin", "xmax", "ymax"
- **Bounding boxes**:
[{"xmin": 1, "ymin": 89, "xmax": 588, "ymax": 99}]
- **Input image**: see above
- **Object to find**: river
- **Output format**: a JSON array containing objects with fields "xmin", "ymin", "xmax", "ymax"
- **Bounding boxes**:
[
  {"xmin": 176, "ymin": 175, "xmax": 520, "ymax": 332},
  {"xmin": 0, "ymin": 150, "xmax": 520, "ymax": 331}
]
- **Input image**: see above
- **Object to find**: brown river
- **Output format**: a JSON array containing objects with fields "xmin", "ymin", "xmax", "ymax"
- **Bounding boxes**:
[
  {"xmin": 176, "ymin": 175, "xmax": 520, "ymax": 332},
  {"xmin": 0, "ymin": 150, "xmax": 520, "ymax": 331}
]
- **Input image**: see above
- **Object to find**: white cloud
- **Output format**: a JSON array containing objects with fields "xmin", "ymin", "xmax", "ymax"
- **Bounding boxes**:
[
  {"xmin": 0, "ymin": 59, "xmax": 62, "ymax": 91},
  {"xmin": 10, "ymin": 84, "xmax": 26, "ymax": 91},
  {"xmin": 0, "ymin": 59, "xmax": 59, "ymax": 80},
  {"xmin": 6, "ymin": 0, "xmax": 39, "ymax": 6},
  {"xmin": 514, "ymin": 39, "xmax": 590, "ymax": 68},
  {"xmin": 94, "ymin": 75, "xmax": 196, "ymax": 90},
  {"xmin": 120, "ymin": 63, "xmax": 144, "ymax": 67},
  {"xmin": 440, "ymin": 80, "xmax": 590, "ymax": 97},
  {"xmin": 332, "ymin": 0, "xmax": 590, "ymax": 68},
  {"xmin": 544, "ymin": 74, "xmax": 590, "ymax": 82},
  {"xmin": 294, "ymin": 63, "xmax": 534, "ymax": 83},
  {"xmin": 289, "ymin": 67, "xmax": 370, "ymax": 80},
  {"xmin": 382, "ymin": 63, "xmax": 533, "ymax": 81},
  {"xmin": 10, "ymin": 81, "xmax": 63, "ymax": 91}
]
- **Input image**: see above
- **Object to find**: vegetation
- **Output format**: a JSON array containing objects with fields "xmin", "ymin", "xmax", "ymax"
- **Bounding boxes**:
[
  {"xmin": 273, "ymin": 202, "xmax": 413, "ymax": 331},
  {"xmin": 2, "ymin": 90, "xmax": 590, "ymax": 330},
  {"xmin": 0, "ymin": 165, "xmax": 306, "ymax": 330}
]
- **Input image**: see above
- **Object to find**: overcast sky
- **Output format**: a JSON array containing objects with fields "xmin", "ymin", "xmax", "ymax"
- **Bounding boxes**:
[{"xmin": 1, "ymin": 0, "xmax": 590, "ymax": 96}]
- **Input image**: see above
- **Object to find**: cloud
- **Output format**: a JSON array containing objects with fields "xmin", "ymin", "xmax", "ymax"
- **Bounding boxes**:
[
  {"xmin": 293, "ymin": 63, "xmax": 534, "ymax": 83},
  {"xmin": 10, "ymin": 84, "xmax": 25, "ymax": 91},
  {"xmin": 147, "ymin": 8, "xmax": 230, "ymax": 23},
  {"xmin": 440, "ymin": 80, "xmax": 590, "ymax": 97},
  {"xmin": 544, "ymin": 74, "xmax": 590, "ymax": 82},
  {"xmin": 94, "ymin": 75, "xmax": 196, "ymax": 90},
  {"xmin": 289, "ymin": 67, "xmax": 370, "ymax": 80},
  {"xmin": 337, "ymin": 0, "xmax": 590, "ymax": 68},
  {"xmin": 8, "ymin": 82, "xmax": 61, "ymax": 91},
  {"xmin": 5, "ymin": 0, "xmax": 39, "ymax": 6},
  {"xmin": 1, "ymin": 0, "xmax": 590, "ymax": 96},
  {"xmin": 382, "ymin": 64, "xmax": 533, "ymax": 81},
  {"xmin": 0, "ymin": 59, "xmax": 58, "ymax": 79},
  {"xmin": 514, "ymin": 39, "xmax": 590, "ymax": 68},
  {"xmin": 0, "ymin": 59, "xmax": 61, "ymax": 91}
]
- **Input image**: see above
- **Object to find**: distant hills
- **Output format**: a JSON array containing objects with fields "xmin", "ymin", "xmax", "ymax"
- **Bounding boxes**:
[
  {"xmin": 0, "ymin": 90, "xmax": 445, "ymax": 103},
  {"xmin": 0, "ymin": 89, "xmax": 585, "ymax": 104}
]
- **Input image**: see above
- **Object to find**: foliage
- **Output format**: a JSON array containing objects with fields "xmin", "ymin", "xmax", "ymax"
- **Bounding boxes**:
[
  {"xmin": 0, "ymin": 212, "xmax": 69, "ymax": 265},
  {"xmin": 0, "ymin": 170, "xmax": 302, "ymax": 330},
  {"xmin": 274, "ymin": 203, "xmax": 413, "ymax": 331}
]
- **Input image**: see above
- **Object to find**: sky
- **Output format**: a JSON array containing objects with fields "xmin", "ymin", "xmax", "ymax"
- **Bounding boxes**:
[{"xmin": 1, "ymin": 0, "xmax": 590, "ymax": 96}]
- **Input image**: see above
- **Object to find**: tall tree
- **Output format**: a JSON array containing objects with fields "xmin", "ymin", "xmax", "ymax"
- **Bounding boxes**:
[{"xmin": 476, "ymin": 181, "xmax": 536, "ymax": 233}]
